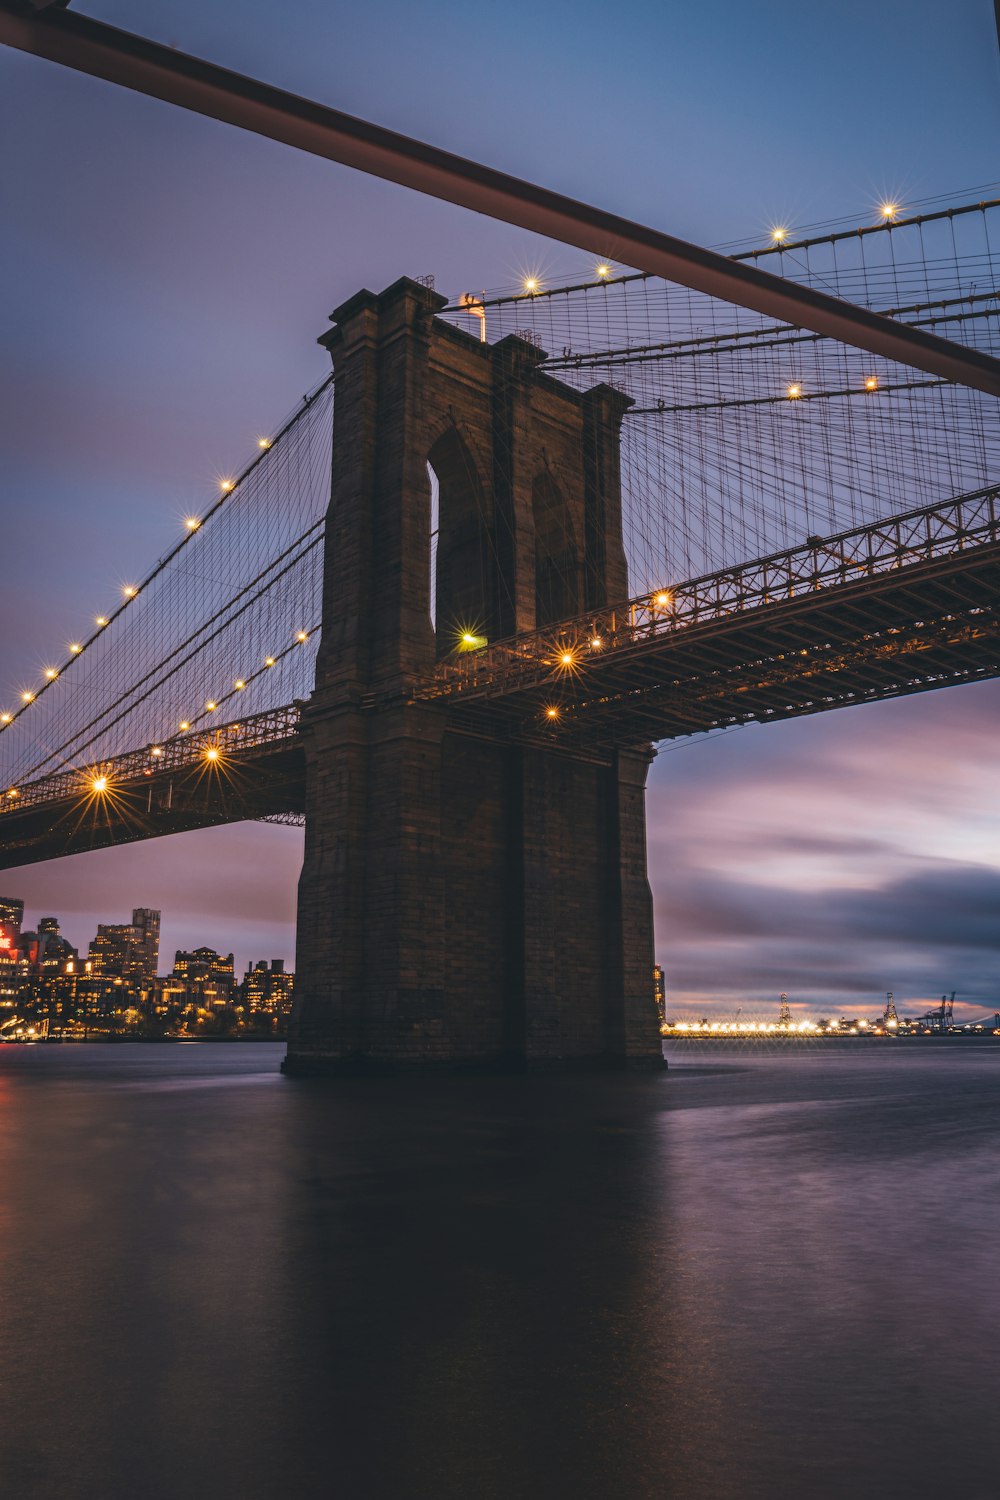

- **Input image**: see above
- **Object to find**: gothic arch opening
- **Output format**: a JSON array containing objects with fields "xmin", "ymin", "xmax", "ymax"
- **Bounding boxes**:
[
  {"xmin": 533, "ymin": 471, "xmax": 581, "ymax": 628},
  {"xmin": 427, "ymin": 428, "xmax": 496, "ymax": 655}
]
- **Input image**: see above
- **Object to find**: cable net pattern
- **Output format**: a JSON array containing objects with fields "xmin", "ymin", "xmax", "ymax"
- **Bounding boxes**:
[
  {"xmin": 0, "ymin": 381, "xmax": 332, "ymax": 788},
  {"xmin": 443, "ymin": 199, "xmax": 1000, "ymax": 593}
]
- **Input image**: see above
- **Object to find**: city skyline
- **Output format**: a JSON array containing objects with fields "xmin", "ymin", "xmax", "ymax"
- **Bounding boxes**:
[{"xmin": 2, "ymin": 0, "xmax": 998, "ymax": 1017}]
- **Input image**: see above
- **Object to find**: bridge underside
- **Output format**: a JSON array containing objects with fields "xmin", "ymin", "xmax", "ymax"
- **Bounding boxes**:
[
  {"xmin": 442, "ymin": 543, "xmax": 1000, "ymax": 750},
  {"xmin": 0, "ymin": 743, "xmax": 305, "ymax": 870}
]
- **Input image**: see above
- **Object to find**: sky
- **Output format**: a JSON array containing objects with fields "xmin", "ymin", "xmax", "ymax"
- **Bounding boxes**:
[{"xmin": 1, "ymin": 0, "xmax": 998, "ymax": 1016}]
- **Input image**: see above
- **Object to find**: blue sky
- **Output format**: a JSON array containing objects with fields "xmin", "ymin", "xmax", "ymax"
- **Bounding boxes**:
[{"xmin": 1, "ymin": 0, "xmax": 998, "ymax": 1014}]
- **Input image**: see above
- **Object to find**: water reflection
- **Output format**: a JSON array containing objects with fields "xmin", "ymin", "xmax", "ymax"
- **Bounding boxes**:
[{"xmin": 0, "ymin": 1045, "xmax": 998, "ymax": 1499}]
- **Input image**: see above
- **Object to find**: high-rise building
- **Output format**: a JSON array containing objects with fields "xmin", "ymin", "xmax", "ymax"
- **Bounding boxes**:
[
  {"xmin": 132, "ymin": 909, "xmax": 160, "ymax": 982},
  {"xmin": 0, "ymin": 896, "xmax": 24, "ymax": 959},
  {"xmin": 88, "ymin": 909, "xmax": 160, "ymax": 984},
  {"xmin": 242, "ymin": 959, "xmax": 294, "ymax": 1017}
]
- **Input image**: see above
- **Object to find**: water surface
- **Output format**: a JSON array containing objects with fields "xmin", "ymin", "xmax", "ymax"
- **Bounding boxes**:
[{"xmin": 1, "ymin": 1042, "xmax": 997, "ymax": 1499}]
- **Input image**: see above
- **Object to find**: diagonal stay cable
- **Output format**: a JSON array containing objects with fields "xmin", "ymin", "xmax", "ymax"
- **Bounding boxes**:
[{"xmin": 27, "ymin": 522, "xmax": 325, "ymax": 779}]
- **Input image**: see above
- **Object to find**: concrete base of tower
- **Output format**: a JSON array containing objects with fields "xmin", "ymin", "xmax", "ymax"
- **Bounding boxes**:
[{"xmin": 280, "ymin": 1046, "xmax": 666, "ymax": 1077}]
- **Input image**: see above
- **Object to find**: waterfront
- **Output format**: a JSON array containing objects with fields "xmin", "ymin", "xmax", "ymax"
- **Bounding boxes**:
[{"xmin": 1, "ymin": 1044, "xmax": 999, "ymax": 1500}]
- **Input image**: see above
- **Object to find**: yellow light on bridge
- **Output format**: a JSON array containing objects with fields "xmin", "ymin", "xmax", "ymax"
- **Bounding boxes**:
[
  {"xmin": 0, "ymin": 714, "xmax": 11, "ymax": 724},
  {"xmin": 185, "ymin": 517, "xmax": 201, "ymax": 531},
  {"xmin": 770, "ymin": 226, "xmax": 789, "ymax": 244},
  {"xmin": 96, "ymin": 616, "xmax": 108, "ymax": 627},
  {"xmin": 7, "ymin": 788, "xmax": 19, "ymax": 800},
  {"xmin": 179, "ymin": 720, "xmax": 190, "ymax": 731},
  {"xmin": 234, "ymin": 678, "xmax": 246, "ymax": 690},
  {"xmin": 220, "ymin": 478, "xmax": 235, "ymax": 493},
  {"xmin": 880, "ymin": 202, "xmax": 900, "ymax": 222},
  {"xmin": 21, "ymin": 691, "xmax": 34, "ymax": 703},
  {"xmin": 295, "ymin": 630, "xmax": 309, "ymax": 642},
  {"xmin": 264, "ymin": 656, "xmax": 276, "ymax": 668},
  {"xmin": 205, "ymin": 700, "xmax": 217, "ymax": 712},
  {"xmin": 545, "ymin": 706, "xmax": 560, "ymax": 720},
  {"xmin": 204, "ymin": 747, "xmax": 220, "ymax": 762},
  {"xmin": 654, "ymin": 591, "xmax": 671, "ymax": 607},
  {"xmin": 595, "ymin": 263, "xmax": 612, "ymax": 279},
  {"xmin": 523, "ymin": 276, "xmax": 540, "ymax": 294},
  {"xmin": 150, "ymin": 746, "xmax": 163, "ymax": 758},
  {"xmin": 91, "ymin": 775, "xmax": 108, "ymax": 794},
  {"xmin": 559, "ymin": 650, "xmax": 576, "ymax": 668},
  {"xmin": 864, "ymin": 375, "xmax": 879, "ymax": 391},
  {"xmin": 70, "ymin": 643, "xmax": 83, "ymax": 654},
  {"xmin": 257, "ymin": 437, "xmax": 272, "ymax": 450},
  {"xmin": 786, "ymin": 383, "xmax": 802, "ymax": 399},
  {"xmin": 44, "ymin": 668, "xmax": 58, "ymax": 680},
  {"xmin": 123, "ymin": 585, "xmax": 138, "ymax": 599},
  {"xmin": 590, "ymin": 636, "xmax": 602, "ymax": 650}
]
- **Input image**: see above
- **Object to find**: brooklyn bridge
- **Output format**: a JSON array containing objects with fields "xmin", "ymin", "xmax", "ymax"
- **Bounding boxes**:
[{"xmin": 1, "ymin": 4, "xmax": 997, "ymax": 1073}]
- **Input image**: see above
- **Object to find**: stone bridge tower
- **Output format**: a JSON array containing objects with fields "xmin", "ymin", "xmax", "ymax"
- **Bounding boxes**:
[{"xmin": 284, "ymin": 278, "xmax": 662, "ymax": 1072}]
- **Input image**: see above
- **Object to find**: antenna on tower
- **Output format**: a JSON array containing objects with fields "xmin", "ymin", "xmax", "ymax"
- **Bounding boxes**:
[{"xmin": 884, "ymin": 991, "xmax": 898, "ymax": 1026}]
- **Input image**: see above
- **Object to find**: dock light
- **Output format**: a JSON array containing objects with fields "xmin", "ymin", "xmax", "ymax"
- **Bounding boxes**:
[
  {"xmin": 545, "ymin": 706, "xmax": 560, "ymax": 720},
  {"xmin": 150, "ymin": 746, "xmax": 163, "ymax": 758},
  {"xmin": 205, "ymin": 700, "xmax": 217, "ymax": 712},
  {"xmin": 771, "ymin": 226, "xmax": 789, "ymax": 244},
  {"xmin": 522, "ymin": 276, "xmax": 540, "ymax": 294},
  {"xmin": 864, "ymin": 375, "xmax": 879, "ymax": 391},
  {"xmin": 185, "ymin": 517, "xmax": 201, "ymax": 531},
  {"xmin": 179, "ymin": 720, "xmax": 190, "ymax": 731},
  {"xmin": 234, "ymin": 678, "xmax": 246, "ymax": 690},
  {"xmin": 44, "ymin": 668, "xmax": 58, "ymax": 680},
  {"xmin": 91, "ymin": 775, "xmax": 108, "ymax": 794},
  {"xmin": 596, "ymin": 263, "xmax": 612, "ymax": 279},
  {"xmin": 204, "ymin": 747, "xmax": 220, "ymax": 763},
  {"xmin": 786, "ymin": 383, "xmax": 802, "ymax": 399},
  {"xmin": 264, "ymin": 656, "xmax": 276, "ymax": 668},
  {"xmin": 123, "ymin": 585, "xmax": 138, "ymax": 599},
  {"xmin": 96, "ymin": 616, "xmax": 108, "ymax": 627},
  {"xmin": 220, "ymin": 478, "xmax": 235, "ymax": 492},
  {"xmin": 880, "ymin": 202, "xmax": 900, "ymax": 222},
  {"xmin": 21, "ymin": 691, "xmax": 34, "ymax": 703},
  {"xmin": 257, "ymin": 437, "xmax": 272, "ymax": 450},
  {"xmin": 654, "ymin": 591, "xmax": 671, "ymax": 606},
  {"xmin": 70, "ymin": 643, "xmax": 83, "ymax": 654},
  {"xmin": 295, "ymin": 630, "xmax": 309, "ymax": 642}
]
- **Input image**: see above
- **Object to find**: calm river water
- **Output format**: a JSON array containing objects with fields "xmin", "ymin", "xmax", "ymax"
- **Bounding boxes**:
[{"xmin": 1, "ymin": 1042, "xmax": 998, "ymax": 1500}]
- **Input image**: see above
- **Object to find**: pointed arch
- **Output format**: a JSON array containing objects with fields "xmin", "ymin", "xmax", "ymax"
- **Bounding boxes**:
[
  {"xmin": 532, "ymin": 470, "xmax": 581, "ymax": 627},
  {"xmin": 428, "ymin": 427, "xmax": 496, "ymax": 655}
]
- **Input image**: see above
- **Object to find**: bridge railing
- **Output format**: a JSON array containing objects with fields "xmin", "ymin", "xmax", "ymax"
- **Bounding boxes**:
[
  {"xmin": 417, "ymin": 485, "xmax": 1000, "ymax": 702},
  {"xmin": 1, "ymin": 705, "xmax": 301, "ymax": 813}
]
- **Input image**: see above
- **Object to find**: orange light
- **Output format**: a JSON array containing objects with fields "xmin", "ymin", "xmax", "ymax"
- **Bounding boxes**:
[
  {"xmin": 545, "ymin": 706, "xmax": 560, "ymax": 720},
  {"xmin": 220, "ymin": 478, "xmax": 235, "ymax": 493},
  {"xmin": 787, "ymin": 383, "xmax": 801, "ymax": 399},
  {"xmin": 864, "ymin": 375, "xmax": 879, "ymax": 391},
  {"xmin": 559, "ymin": 650, "xmax": 575, "ymax": 667},
  {"xmin": 185, "ymin": 517, "xmax": 201, "ymax": 531},
  {"xmin": 70, "ymin": 643, "xmax": 83, "ymax": 654},
  {"xmin": 234, "ymin": 678, "xmax": 246, "ymax": 690},
  {"xmin": 151, "ymin": 746, "xmax": 163, "ymax": 758},
  {"xmin": 590, "ymin": 636, "xmax": 602, "ymax": 649},
  {"xmin": 44, "ymin": 668, "xmax": 58, "ymax": 680},
  {"xmin": 7, "ymin": 788, "xmax": 19, "ymax": 799},
  {"xmin": 654, "ymin": 591, "xmax": 671, "ymax": 607},
  {"xmin": 96, "ymin": 616, "xmax": 108, "ymax": 627},
  {"xmin": 264, "ymin": 656, "xmax": 275, "ymax": 668},
  {"xmin": 179, "ymin": 720, "xmax": 190, "ymax": 732},
  {"xmin": 204, "ymin": 747, "xmax": 220, "ymax": 763},
  {"xmin": 0, "ymin": 714, "xmax": 11, "ymax": 725},
  {"xmin": 21, "ymin": 691, "xmax": 34, "ymax": 703},
  {"xmin": 257, "ymin": 437, "xmax": 272, "ymax": 450},
  {"xmin": 91, "ymin": 775, "xmax": 108, "ymax": 794},
  {"xmin": 205, "ymin": 700, "xmax": 217, "ymax": 712},
  {"xmin": 123, "ymin": 585, "xmax": 138, "ymax": 599},
  {"xmin": 295, "ymin": 630, "xmax": 309, "ymax": 642}
]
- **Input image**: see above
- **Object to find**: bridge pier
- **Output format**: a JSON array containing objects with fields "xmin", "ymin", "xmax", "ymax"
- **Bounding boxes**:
[{"xmin": 284, "ymin": 278, "xmax": 663, "ymax": 1073}]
